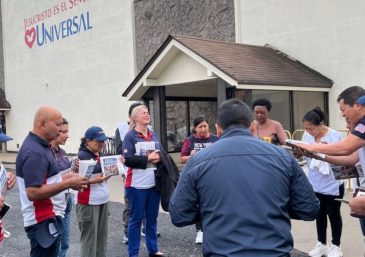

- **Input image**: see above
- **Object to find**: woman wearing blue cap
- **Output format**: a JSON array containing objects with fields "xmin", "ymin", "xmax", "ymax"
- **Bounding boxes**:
[{"xmin": 75, "ymin": 126, "xmax": 112, "ymax": 257}]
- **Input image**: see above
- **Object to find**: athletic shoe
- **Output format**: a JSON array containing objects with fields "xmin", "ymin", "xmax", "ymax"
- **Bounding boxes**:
[
  {"xmin": 122, "ymin": 234, "xmax": 128, "ymax": 244},
  {"xmin": 3, "ymin": 228, "xmax": 10, "ymax": 238},
  {"xmin": 326, "ymin": 244, "xmax": 343, "ymax": 257},
  {"xmin": 141, "ymin": 228, "xmax": 160, "ymax": 237},
  {"xmin": 195, "ymin": 230, "xmax": 203, "ymax": 244},
  {"xmin": 309, "ymin": 242, "xmax": 327, "ymax": 257}
]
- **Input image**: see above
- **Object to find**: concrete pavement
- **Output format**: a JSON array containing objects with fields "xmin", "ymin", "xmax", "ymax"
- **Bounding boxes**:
[{"xmin": 1, "ymin": 151, "xmax": 364, "ymax": 256}]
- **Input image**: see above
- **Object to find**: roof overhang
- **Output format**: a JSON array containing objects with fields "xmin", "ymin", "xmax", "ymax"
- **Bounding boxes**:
[
  {"xmin": 123, "ymin": 35, "xmax": 333, "ymax": 100},
  {"xmin": 236, "ymin": 84, "xmax": 331, "ymax": 92},
  {"xmin": 124, "ymin": 39, "xmax": 237, "ymax": 100}
]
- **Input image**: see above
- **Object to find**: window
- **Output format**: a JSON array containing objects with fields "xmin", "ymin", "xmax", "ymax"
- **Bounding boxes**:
[
  {"xmin": 166, "ymin": 101, "xmax": 186, "ymax": 152},
  {"xmin": 292, "ymin": 91, "xmax": 326, "ymax": 131},
  {"xmin": 252, "ymin": 90, "xmax": 290, "ymax": 131},
  {"xmin": 165, "ymin": 99, "xmax": 217, "ymax": 153},
  {"xmin": 189, "ymin": 101, "xmax": 218, "ymax": 135},
  {"xmin": 235, "ymin": 89, "xmax": 327, "ymax": 135}
]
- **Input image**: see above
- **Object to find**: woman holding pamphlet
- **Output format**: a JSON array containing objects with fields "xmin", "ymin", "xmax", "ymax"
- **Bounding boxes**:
[
  {"xmin": 301, "ymin": 107, "xmax": 344, "ymax": 257},
  {"xmin": 76, "ymin": 126, "xmax": 114, "ymax": 257},
  {"xmin": 0, "ymin": 132, "xmax": 16, "ymax": 244},
  {"xmin": 180, "ymin": 116, "xmax": 219, "ymax": 244},
  {"xmin": 50, "ymin": 118, "xmax": 75, "ymax": 257},
  {"xmin": 122, "ymin": 105, "xmax": 165, "ymax": 257}
]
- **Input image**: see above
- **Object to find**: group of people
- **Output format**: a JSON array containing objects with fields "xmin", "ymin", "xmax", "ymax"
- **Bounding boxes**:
[
  {"xmin": 2, "ymin": 87, "xmax": 365, "ymax": 257},
  {"xmin": 0, "ymin": 104, "xmax": 166, "ymax": 257},
  {"xmin": 169, "ymin": 93, "xmax": 365, "ymax": 257}
]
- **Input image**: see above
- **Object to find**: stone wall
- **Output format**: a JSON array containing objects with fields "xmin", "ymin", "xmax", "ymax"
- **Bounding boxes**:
[{"xmin": 134, "ymin": 0, "xmax": 235, "ymax": 71}]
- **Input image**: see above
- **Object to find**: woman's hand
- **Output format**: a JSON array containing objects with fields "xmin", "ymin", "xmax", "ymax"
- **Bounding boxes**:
[
  {"xmin": 148, "ymin": 150, "xmax": 161, "ymax": 164},
  {"xmin": 6, "ymin": 172, "xmax": 16, "ymax": 190},
  {"xmin": 119, "ymin": 155, "xmax": 125, "ymax": 164},
  {"xmin": 88, "ymin": 174, "xmax": 107, "ymax": 184}
]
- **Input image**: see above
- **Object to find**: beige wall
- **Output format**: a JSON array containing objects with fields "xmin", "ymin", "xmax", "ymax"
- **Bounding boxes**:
[
  {"xmin": 2, "ymin": 0, "xmax": 135, "ymax": 152},
  {"xmin": 235, "ymin": 0, "xmax": 365, "ymax": 130}
]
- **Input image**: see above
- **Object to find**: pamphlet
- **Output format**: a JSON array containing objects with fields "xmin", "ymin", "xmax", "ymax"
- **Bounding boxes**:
[
  {"xmin": 0, "ymin": 162, "xmax": 7, "ymax": 197},
  {"xmin": 100, "ymin": 155, "xmax": 125, "ymax": 176},
  {"xmin": 59, "ymin": 168, "xmax": 71, "ymax": 176},
  {"xmin": 79, "ymin": 160, "xmax": 97, "ymax": 179},
  {"xmin": 135, "ymin": 141, "xmax": 159, "ymax": 170},
  {"xmin": 331, "ymin": 164, "xmax": 364, "ymax": 180},
  {"xmin": 284, "ymin": 139, "xmax": 325, "ymax": 159}
]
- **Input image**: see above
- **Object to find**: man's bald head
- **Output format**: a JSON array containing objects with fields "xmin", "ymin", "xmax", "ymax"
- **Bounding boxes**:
[{"xmin": 33, "ymin": 106, "xmax": 63, "ymax": 142}]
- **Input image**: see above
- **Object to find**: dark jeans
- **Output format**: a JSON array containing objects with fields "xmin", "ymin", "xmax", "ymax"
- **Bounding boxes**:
[
  {"xmin": 59, "ymin": 193, "xmax": 73, "ymax": 257},
  {"xmin": 123, "ymin": 188, "xmax": 130, "ymax": 236},
  {"xmin": 25, "ymin": 219, "xmax": 61, "ymax": 257},
  {"xmin": 196, "ymin": 221, "xmax": 202, "ymax": 231},
  {"xmin": 359, "ymin": 218, "xmax": 365, "ymax": 236},
  {"xmin": 316, "ymin": 184, "xmax": 344, "ymax": 246}
]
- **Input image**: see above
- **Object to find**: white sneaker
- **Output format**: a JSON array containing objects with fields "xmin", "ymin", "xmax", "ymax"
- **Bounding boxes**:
[
  {"xmin": 326, "ymin": 244, "xmax": 343, "ymax": 257},
  {"xmin": 122, "ymin": 235, "xmax": 128, "ymax": 244},
  {"xmin": 2, "ymin": 228, "xmax": 10, "ymax": 238},
  {"xmin": 309, "ymin": 242, "xmax": 327, "ymax": 257},
  {"xmin": 195, "ymin": 230, "xmax": 203, "ymax": 244}
]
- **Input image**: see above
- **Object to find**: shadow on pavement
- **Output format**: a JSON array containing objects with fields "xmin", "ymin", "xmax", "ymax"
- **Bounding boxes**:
[{"xmin": 1, "ymin": 172, "xmax": 308, "ymax": 257}]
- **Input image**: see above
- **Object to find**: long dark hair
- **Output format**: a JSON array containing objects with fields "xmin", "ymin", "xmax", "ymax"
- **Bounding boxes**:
[{"xmin": 79, "ymin": 137, "xmax": 87, "ymax": 151}]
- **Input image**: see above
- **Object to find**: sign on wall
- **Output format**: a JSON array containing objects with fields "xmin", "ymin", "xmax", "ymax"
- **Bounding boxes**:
[{"xmin": 23, "ymin": 0, "xmax": 93, "ymax": 48}]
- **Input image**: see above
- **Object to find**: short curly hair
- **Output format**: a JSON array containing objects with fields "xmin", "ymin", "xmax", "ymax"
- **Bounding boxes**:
[{"xmin": 252, "ymin": 98, "xmax": 272, "ymax": 112}]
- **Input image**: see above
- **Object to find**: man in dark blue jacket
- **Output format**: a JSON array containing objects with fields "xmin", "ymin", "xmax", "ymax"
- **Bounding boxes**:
[{"xmin": 169, "ymin": 99, "xmax": 319, "ymax": 257}]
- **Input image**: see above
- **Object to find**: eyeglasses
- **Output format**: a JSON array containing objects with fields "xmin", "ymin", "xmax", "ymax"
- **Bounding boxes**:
[{"xmin": 92, "ymin": 139, "xmax": 105, "ymax": 144}]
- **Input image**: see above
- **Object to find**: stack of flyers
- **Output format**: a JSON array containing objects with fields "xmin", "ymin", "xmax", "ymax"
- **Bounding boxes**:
[
  {"xmin": 79, "ymin": 160, "xmax": 97, "ymax": 179},
  {"xmin": 100, "ymin": 155, "xmax": 125, "ymax": 177},
  {"xmin": 0, "ymin": 162, "xmax": 7, "ymax": 197}
]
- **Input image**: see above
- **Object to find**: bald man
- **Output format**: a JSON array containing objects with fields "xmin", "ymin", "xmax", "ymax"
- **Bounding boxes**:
[{"xmin": 16, "ymin": 106, "xmax": 88, "ymax": 257}]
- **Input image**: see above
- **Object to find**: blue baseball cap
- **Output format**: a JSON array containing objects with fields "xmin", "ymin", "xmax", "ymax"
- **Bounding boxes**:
[
  {"xmin": 357, "ymin": 95, "xmax": 365, "ymax": 105},
  {"xmin": 84, "ymin": 126, "xmax": 108, "ymax": 141},
  {"xmin": 0, "ymin": 133, "xmax": 12, "ymax": 142},
  {"xmin": 35, "ymin": 217, "xmax": 62, "ymax": 248}
]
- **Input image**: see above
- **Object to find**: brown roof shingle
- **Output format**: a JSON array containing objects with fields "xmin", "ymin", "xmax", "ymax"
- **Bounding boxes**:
[
  {"xmin": 174, "ymin": 35, "xmax": 332, "ymax": 87},
  {"xmin": 123, "ymin": 35, "xmax": 332, "ymax": 97}
]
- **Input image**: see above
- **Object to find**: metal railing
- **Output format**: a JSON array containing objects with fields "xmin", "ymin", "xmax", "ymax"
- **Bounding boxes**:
[{"xmin": 103, "ymin": 137, "xmax": 118, "ymax": 156}]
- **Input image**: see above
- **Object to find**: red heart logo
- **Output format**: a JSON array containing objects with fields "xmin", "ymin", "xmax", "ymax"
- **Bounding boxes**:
[{"xmin": 24, "ymin": 27, "xmax": 36, "ymax": 48}]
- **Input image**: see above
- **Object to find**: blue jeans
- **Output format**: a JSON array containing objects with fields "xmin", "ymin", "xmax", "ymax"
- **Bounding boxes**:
[
  {"xmin": 25, "ymin": 218, "xmax": 61, "ymax": 257},
  {"xmin": 59, "ymin": 193, "xmax": 73, "ymax": 257},
  {"xmin": 126, "ymin": 187, "xmax": 160, "ymax": 257},
  {"xmin": 359, "ymin": 218, "xmax": 365, "ymax": 236}
]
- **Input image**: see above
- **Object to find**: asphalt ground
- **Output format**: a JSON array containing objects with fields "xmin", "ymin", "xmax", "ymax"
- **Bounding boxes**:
[{"xmin": 0, "ymin": 169, "xmax": 310, "ymax": 257}]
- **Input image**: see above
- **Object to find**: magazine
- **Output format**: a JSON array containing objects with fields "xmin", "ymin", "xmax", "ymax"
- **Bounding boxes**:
[
  {"xmin": 0, "ymin": 162, "xmax": 7, "ymax": 197},
  {"xmin": 100, "ymin": 155, "xmax": 125, "ymax": 177},
  {"xmin": 135, "ymin": 141, "xmax": 159, "ymax": 170},
  {"xmin": 331, "ymin": 164, "xmax": 364, "ymax": 180},
  {"xmin": 284, "ymin": 139, "xmax": 325, "ymax": 159},
  {"xmin": 79, "ymin": 160, "xmax": 97, "ymax": 179}
]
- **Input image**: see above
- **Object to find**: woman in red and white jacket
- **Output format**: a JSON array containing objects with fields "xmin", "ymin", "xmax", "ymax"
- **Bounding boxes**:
[
  {"xmin": 75, "ymin": 126, "xmax": 111, "ymax": 257},
  {"xmin": 123, "ymin": 105, "xmax": 165, "ymax": 257}
]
